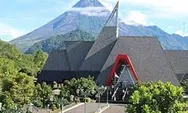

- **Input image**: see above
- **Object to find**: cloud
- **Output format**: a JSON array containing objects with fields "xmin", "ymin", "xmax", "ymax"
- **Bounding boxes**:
[
  {"xmin": 0, "ymin": 23, "xmax": 24, "ymax": 41},
  {"xmin": 99, "ymin": 0, "xmax": 114, "ymax": 11},
  {"xmin": 69, "ymin": 7, "xmax": 109, "ymax": 16},
  {"xmin": 100, "ymin": 0, "xmax": 188, "ymax": 18},
  {"xmin": 125, "ymin": 0, "xmax": 188, "ymax": 13},
  {"xmin": 123, "ymin": 11, "xmax": 149, "ymax": 26}
]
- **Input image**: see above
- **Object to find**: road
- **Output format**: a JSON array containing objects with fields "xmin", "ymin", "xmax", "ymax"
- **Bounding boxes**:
[
  {"xmin": 102, "ymin": 104, "xmax": 125, "ymax": 113},
  {"xmin": 65, "ymin": 103, "xmax": 105, "ymax": 113}
]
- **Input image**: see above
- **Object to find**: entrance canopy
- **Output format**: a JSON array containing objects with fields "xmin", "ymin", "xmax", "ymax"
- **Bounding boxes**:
[{"xmin": 106, "ymin": 54, "xmax": 139, "ymax": 86}]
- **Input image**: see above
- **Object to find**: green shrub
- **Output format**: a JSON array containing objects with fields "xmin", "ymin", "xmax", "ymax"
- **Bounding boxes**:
[
  {"xmin": 127, "ymin": 81, "xmax": 188, "ymax": 113},
  {"xmin": 83, "ymin": 98, "xmax": 91, "ymax": 103},
  {"xmin": 51, "ymin": 104, "xmax": 57, "ymax": 111},
  {"xmin": 75, "ymin": 97, "xmax": 80, "ymax": 103}
]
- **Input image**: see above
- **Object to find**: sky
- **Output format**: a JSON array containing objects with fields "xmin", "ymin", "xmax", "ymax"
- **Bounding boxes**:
[{"xmin": 0, "ymin": 0, "xmax": 188, "ymax": 41}]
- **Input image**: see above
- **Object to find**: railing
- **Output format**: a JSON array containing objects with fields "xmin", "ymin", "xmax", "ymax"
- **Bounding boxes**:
[{"xmin": 111, "ymin": 87, "xmax": 119, "ymax": 101}]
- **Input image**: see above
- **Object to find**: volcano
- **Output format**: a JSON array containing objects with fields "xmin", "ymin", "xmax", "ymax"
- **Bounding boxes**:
[{"xmin": 10, "ymin": 0, "xmax": 188, "ymax": 52}]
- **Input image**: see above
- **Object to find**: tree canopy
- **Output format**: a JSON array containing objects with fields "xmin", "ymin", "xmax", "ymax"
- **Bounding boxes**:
[
  {"xmin": 0, "ymin": 40, "xmax": 48, "ymax": 111},
  {"xmin": 26, "ymin": 30, "xmax": 95, "ymax": 53},
  {"xmin": 127, "ymin": 81, "xmax": 188, "ymax": 113},
  {"xmin": 0, "ymin": 40, "xmax": 48, "ymax": 78}
]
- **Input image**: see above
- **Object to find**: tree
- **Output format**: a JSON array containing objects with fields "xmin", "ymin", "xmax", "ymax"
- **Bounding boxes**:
[
  {"xmin": 62, "ymin": 77, "xmax": 97, "ymax": 99},
  {"xmin": 33, "ymin": 50, "xmax": 48, "ymax": 72},
  {"xmin": 59, "ymin": 85, "xmax": 69, "ymax": 100},
  {"xmin": 0, "ymin": 72, "xmax": 35, "ymax": 110},
  {"xmin": 0, "ymin": 41, "xmax": 49, "ymax": 111},
  {"xmin": 0, "ymin": 40, "xmax": 48, "ymax": 78},
  {"xmin": 33, "ymin": 82, "xmax": 53, "ymax": 108},
  {"xmin": 0, "ymin": 58, "xmax": 17, "ymax": 75},
  {"xmin": 77, "ymin": 77, "xmax": 97, "ymax": 97},
  {"xmin": 127, "ymin": 81, "xmax": 188, "ymax": 113},
  {"xmin": 58, "ymin": 76, "xmax": 97, "ymax": 104}
]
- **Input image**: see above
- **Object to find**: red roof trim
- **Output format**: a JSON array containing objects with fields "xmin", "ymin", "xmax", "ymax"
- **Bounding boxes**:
[{"xmin": 106, "ymin": 54, "xmax": 139, "ymax": 86}]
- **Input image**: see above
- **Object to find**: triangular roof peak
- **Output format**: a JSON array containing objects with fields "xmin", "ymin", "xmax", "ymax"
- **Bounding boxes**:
[{"xmin": 105, "ymin": 1, "xmax": 119, "ymax": 38}]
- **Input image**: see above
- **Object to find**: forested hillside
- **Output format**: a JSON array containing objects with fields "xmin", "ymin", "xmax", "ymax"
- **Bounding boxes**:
[
  {"xmin": 26, "ymin": 30, "xmax": 95, "ymax": 53},
  {"xmin": 0, "ymin": 40, "xmax": 48, "ymax": 111},
  {"xmin": 0, "ymin": 40, "xmax": 47, "ymax": 77}
]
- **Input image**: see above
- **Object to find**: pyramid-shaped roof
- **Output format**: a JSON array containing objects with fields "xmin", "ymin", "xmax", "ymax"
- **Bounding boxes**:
[{"xmin": 97, "ymin": 37, "xmax": 179, "ymax": 85}]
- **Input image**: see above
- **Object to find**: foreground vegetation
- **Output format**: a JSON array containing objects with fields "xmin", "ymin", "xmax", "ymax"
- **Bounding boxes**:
[
  {"xmin": 33, "ymin": 76, "xmax": 97, "ymax": 111},
  {"xmin": 127, "ymin": 81, "xmax": 188, "ymax": 113},
  {"xmin": 0, "ymin": 40, "xmax": 97, "ymax": 112},
  {"xmin": 0, "ymin": 40, "xmax": 48, "ymax": 112}
]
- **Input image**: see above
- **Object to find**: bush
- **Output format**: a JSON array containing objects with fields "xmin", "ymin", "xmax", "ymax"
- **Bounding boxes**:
[
  {"xmin": 59, "ymin": 76, "xmax": 97, "ymax": 103},
  {"xmin": 85, "ymin": 98, "xmax": 92, "ymax": 103},
  {"xmin": 69, "ymin": 95, "xmax": 74, "ymax": 102},
  {"xmin": 62, "ymin": 99, "xmax": 69, "ymax": 106},
  {"xmin": 50, "ymin": 104, "xmax": 57, "ymax": 111},
  {"xmin": 127, "ymin": 81, "xmax": 188, "ymax": 113},
  {"xmin": 74, "ymin": 97, "xmax": 80, "ymax": 103}
]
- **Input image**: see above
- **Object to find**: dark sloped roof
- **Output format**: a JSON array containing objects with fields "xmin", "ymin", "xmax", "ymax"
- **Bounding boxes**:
[
  {"xmin": 66, "ymin": 41, "xmax": 94, "ymax": 71},
  {"xmin": 42, "ymin": 50, "xmax": 70, "ymax": 71},
  {"xmin": 165, "ymin": 50, "xmax": 188, "ymax": 74},
  {"xmin": 65, "ymin": 41, "xmax": 84, "ymax": 50},
  {"xmin": 39, "ymin": 41, "xmax": 95, "ymax": 83},
  {"xmin": 79, "ymin": 26, "xmax": 117, "ymax": 71},
  {"xmin": 176, "ymin": 74, "xmax": 188, "ymax": 82},
  {"xmin": 97, "ymin": 37, "xmax": 179, "ymax": 85},
  {"xmin": 42, "ymin": 41, "xmax": 94, "ymax": 71},
  {"xmin": 38, "ymin": 70, "xmax": 100, "ymax": 83}
]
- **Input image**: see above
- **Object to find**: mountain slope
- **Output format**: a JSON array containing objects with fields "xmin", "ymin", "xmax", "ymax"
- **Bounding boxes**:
[
  {"xmin": 10, "ymin": 0, "xmax": 109, "ymax": 51},
  {"xmin": 119, "ymin": 23, "xmax": 188, "ymax": 50},
  {"xmin": 26, "ymin": 30, "xmax": 95, "ymax": 53},
  {"xmin": 73, "ymin": 0, "xmax": 104, "ymax": 7},
  {"xmin": 10, "ymin": 0, "xmax": 188, "ymax": 51}
]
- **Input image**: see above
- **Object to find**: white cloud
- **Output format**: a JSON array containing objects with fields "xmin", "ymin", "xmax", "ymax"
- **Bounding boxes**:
[
  {"xmin": 0, "ymin": 23, "xmax": 24, "ymax": 41},
  {"xmin": 126, "ymin": 0, "xmax": 188, "ymax": 13},
  {"xmin": 99, "ymin": 0, "xmax": 114, "ymax": 11},
  {"xmin": 123, "ymin": 11, "xmax": 149, "ymax": 26},
  {"xmin": 100, "ymin": 0, "xmax": 188, "ymax": 18},
  {"xmin": 69, "ymin": 7, "xmax": 109, "ymax": 16}
]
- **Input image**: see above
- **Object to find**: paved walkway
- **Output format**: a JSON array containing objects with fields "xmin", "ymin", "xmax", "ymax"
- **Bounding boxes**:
[
  {"xmin": 102, "ymin": 104, "xmax": 125, "ymax": 113},
  {"xmin": 65, "ymin": 103, "xmax": 105, "ymax": 113},
  {"xmin": 32, "ymin": 103, "xmax": 125, "ymax": 113},
  {"xmin": 33, "ymin": 108, "xmax": 51, "ymax": 113}
]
